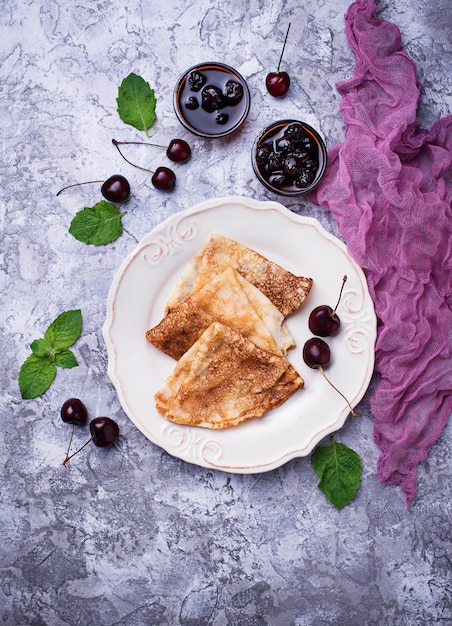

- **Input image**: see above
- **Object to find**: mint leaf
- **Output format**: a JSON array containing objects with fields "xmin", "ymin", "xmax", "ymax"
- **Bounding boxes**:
[
  {"xmin": 30, "ymin": 337, "xmax": 53, "ymax": 357},
  {"xmin": 19, "ymin": 354, "xmax": 57, "ymax": 399},
  {"xmin": 19, "ymin": 310, "xmax": 83, "ymax": 399},
  {"xmin": 311, "ymin": 438, "xmax": 362, "ymax": 509},
  {"xmin": 44, "ymin": 309, "xmax": 82, "ymax": 350},
  {"xmin": 69, "ymin": 201, "xmax": 126, "ymax": 245},
  {"xmin": 55, "ymin": 349, "xmax": 78, "ymax": 368},
  {"xmin": 116, "ymin": 72, "xmax": 157, "ymax": 133}
]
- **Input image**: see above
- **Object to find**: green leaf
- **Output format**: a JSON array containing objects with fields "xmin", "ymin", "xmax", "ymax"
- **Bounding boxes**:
[
  {"xmin": 30, "ymin": 337, "xmax": 53, "ymax": 357},
  {"xmin": 55, "ymin": 349, "xmax": 78, "ymax": 369},
  {"xmin": 44, "ymin": 309, "xmax": 82, "ymax": 350},
  {"xmin": 19, "ymin": 354, "xmax": 57, "ymax": 399},
  {"xmin": 116, "ymin": 72, "xmax": 157, "ymax": 133},
  {"xmin": 69, "ymin": 201, "xmax": 126, "ymax": 245},
  {"xmin": 19, "ymin": 309, "xmax": 83, "ymax": 399},
  {"xmin": 311, "ymin": 438, "xmax": 362, "ymax": 509}
]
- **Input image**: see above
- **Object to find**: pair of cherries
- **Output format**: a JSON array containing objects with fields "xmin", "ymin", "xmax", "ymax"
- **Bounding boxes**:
[
  {"xmin": 61, "ymin": 398, "xmax": 119, "ymax": 467},
  {"xmin": 302, "ymin": 276, "xmax": 357, "ymax": 417},
  {"xmin": 56, "ymin": 137, "xmax": 192, "ymax": 199}
]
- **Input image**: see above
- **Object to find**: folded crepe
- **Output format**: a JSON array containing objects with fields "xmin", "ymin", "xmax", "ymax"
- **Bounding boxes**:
[
  {"xmin": 165, "ymin": 234, "xmax": 313, "ymax": 318},
  {"xmin": 147, "ymin": 267, "xmax": 295, "ymax": 359},
  {"xmin": 155, "ymin": 322, "xmax": 304, "ymax": 429}
]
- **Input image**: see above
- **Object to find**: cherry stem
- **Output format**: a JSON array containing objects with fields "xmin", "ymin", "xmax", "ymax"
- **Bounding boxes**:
[
  {"xmin": 318, "ymin": 366, "xmax": 357, "ymax": 418},
  {"xmin": 63, "ymin": 434, "xmax": 95, "ymax": 467},
  {"xmin": 276, "ymin": 22, "xmax": 291, "ymax": 73},
  {"xmin": 63, "ymin": 423, "xmax": 75, "ymax": 465},
  {"xmin": 56, "ymin": 180, "xmax": 105, "ymax": 196},
  {"xmin": 112, "ymin": 138, "xmax": 168, "ymax": 150},
  {"xmin": 112, "ymin": 139, "xmax": 155, "ymax": 174},
  {"xmin": 331, "ymin": 275, "xmax": 348, "ymax": 317}
]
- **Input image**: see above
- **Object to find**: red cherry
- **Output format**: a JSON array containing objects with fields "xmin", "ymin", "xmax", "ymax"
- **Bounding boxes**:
[
  {"xmin": 89, "ymin": 416, "xmax": 120, "ymax": 447},
  {"xmin": 266, "ymin": 23, "xmax": 291, "ymax": 98},
  {"xmin": 302, "ymin": 338, "xmax": 356, "ymax": 417},
  {"xmin": 308, "ymin": 275, "xmax": 347, "ymax": 337},
  {"xmin": 166, "ymin": 139, "xmax": 192, "ymax": 163},
  {"xmin": 303, "ymin": 337, "xmax": 331, "ymax": 369},
  {"xmin": 100, "ymin": 174, "xmax": 130, "ymax": 202},
  {"xmin": 61, "ymin": 398, "xmax": 88, "ymax": 466},
  {"xmin": 266, "ymin": 71, "xmax": 291, "ymax": 97},
  {"xmin": 151, "ymin": 166, "xmax": 176, "ymax": 191},
  {"xmin": 60, "ymin": 398, "xmax": 88, "ymax": 426},
  {"xmin": 63, "ymin": 416, "xmax": 119, "ymax": 466},
  {"xmin": 308, "ymin": 305, "xmax": 341, "ymax": 337},
  {"xmin": 56, "ymin": 174, "xmax": 131, "ymax": 202}
]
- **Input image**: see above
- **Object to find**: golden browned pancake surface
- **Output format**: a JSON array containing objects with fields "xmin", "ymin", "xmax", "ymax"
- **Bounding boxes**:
[
  {"xmin": 147, "ymin": 267, "xmax": 293, "ymax": 359},
  {"xmin": 165, "ymin": 234, "xmax": 312, "ymax": 318},
  {"xmin": 155, "ymin": 322, "xmax": 304, "ymax": 429}
]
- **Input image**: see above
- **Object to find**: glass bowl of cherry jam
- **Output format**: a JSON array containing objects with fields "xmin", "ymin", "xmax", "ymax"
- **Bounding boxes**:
[
  {"xmin": 252, "ymin": 119, "xmax": 327, "ymax": 195},
  {"xmin": 173, "ymin": 62, "xmax": 251, "ymax": 138}
]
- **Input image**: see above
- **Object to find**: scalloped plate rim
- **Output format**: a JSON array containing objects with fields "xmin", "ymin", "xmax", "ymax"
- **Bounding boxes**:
[{"xmin": 102, "ymin": 195, "xmax": 376, "ymax": 473}]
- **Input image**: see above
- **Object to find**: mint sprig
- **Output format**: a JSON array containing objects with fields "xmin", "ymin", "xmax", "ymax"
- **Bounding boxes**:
[
  {"xmin": 69, "ymin": 201, "xmax": 126, "ymax": 245},
  {"xmin": 311, "ymin": 438, "xmax": 362, "ymax": 509},
  {"xmin": 19, "ymin": 310, "xmax": 83, "ymax": 399},
  {"xmin": 116, "ymin": 73, "xmax": 157, "ymax": 134}
]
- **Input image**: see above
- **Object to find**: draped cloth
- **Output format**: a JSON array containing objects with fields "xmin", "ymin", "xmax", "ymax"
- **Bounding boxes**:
[{"xmin": 309, "ymin": 0, "xmax": 452, "ymax": 507}]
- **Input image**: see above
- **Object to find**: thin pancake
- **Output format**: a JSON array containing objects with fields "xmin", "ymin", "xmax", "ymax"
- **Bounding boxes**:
[
  {"xmin": 155, "ymin": 322, "xmax": 304, "ymax": 429},
  {"xmin": 146, "ymin": 267, "xmax": 293, "ymax": 359},
  {"xmin": 165, "ymin": 233, "xmax": 312, "ymax": 318}
]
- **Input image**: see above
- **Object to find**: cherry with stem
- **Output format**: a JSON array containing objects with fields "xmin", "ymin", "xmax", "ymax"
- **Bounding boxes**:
[
  {"xmin": 308, "ymin": 275, "xmax": 348, "ymax": 337},
  {"xmin": 56, "ymin": 174, "xmax": 131, "ymax": 203},
  {"xmin": 303, "ymin": 337, "xmax": 357, "ymax": 417},
  {"xmin": 112, "ymin": 138, "xmax": 191, "ymax": 163},
  {"xmin": 60, "ymin": 398, "xmax": 88, "ymax": 466},
  {"xmin": 63, "ymin": 416, "xmax": 119, "ymax": 467},
  {"xmin": 266, "ymin": 23, "xmax": 291, "ymax": 97},
  {"xmin": 112, "ymin": 139, "xmax": 176, "ymax": 191}
]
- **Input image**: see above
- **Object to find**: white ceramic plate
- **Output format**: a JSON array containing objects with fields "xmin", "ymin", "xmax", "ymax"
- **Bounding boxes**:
[{"xmin": 103, "ymin": 196, "xmax": 376, "ymax": 472}]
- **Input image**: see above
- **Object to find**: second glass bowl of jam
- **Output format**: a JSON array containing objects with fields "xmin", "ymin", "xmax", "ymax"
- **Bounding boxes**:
[
  {"xmin": 173, "ymin": 62, "xmax": 251, "ymax": 138},
  {"xmin": 252, "ymin": 119, "xmax": 327, "ymax": 195}
]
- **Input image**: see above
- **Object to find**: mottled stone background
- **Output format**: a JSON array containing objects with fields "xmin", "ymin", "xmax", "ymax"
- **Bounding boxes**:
[{"xmin": 1, "ymin": 0, "xmax": 451, "ymax": 624}]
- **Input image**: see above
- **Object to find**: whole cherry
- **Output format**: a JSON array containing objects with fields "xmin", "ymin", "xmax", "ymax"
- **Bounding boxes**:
[
  {"xmin": 61, "ymin": 397, "xmax": 88, "ymax": 426},
  {"xmin": 63, "ymin": 416, "xmax": 119, "ymax": 467},
  {"xmin": 61, "ymin": 398, "xmax": 88, "ymax": 466},
  {"xmin": 266, "ymin": 23, "xmax": 291, "ymax": 98},
  {"xmin": 112, "ymin": 138, "xmax": 192, "ymax": 164},
  {"xmin": 151, "ymin": 166, "xmax": 176, "ymax": 191},
  {"xmin": 309, "ymin": 275, "xmax": 348, "ymax": 337},
  {"xmin": 303, "ymin": 337, "xmax": 357, "ymax": 417},
  {"xmin": 57, "ymin": 174, "xmax": 131, "ymax": 202}
]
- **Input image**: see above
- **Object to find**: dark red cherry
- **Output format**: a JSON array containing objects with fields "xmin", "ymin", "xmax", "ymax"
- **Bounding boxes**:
[
  {"xmin": 308, "ymin": 275, "xmax": 347, "ymax": 337},
  {"xmin": 266, "ymin": 71, "xmax": 291, "ymax": 97},
  {"xmin": 151, "ymin": 166, "xmax": 176, "ymax": 191},
  {"xmin": 309, "ymin": 306, "xmax": 341, "ymax": 337},
  {"xmin": 89, "ymin": 417, "xmax": 120, "ymax": 447},
  {"xmin": 302, "ymin": 338, "xmax": 356, "ymax": 417},
  {"xmin": 63, "ymin": 416, "xmax": 119, "ymax": 466},
  {"xmin": 101, "ymin": 174, "xmax": 131, "ymax": 202},
  {"xmin": 61, "ymin": 398, "xmax": 88, "ymax": 466},
  {"xmin": 303, "ymin": 337, "xmax": 331, "ymax": 369},
  {"xmin": 166, "ymin": 139, "xmax": 192, "ymax": 163},
  {"xmin": 61, "ymin": 398, "xmax": 88, "ymax": 426},
  {"xmin": 266, "ymin": 23, "xmax": 291, "ymax": 97},
  {"xmin": 56, "ymin": 175, "xmax": 131, "ymax": 202}
]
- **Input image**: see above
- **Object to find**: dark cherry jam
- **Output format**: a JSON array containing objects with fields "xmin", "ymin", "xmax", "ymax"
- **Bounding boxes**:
[
  {"xmin": 174, "ymin": 63, "xmax": 250, "ymax": 138},
  {"xmin": 253, "ymin": 120, "xmax": 327, "ymax": 195}
]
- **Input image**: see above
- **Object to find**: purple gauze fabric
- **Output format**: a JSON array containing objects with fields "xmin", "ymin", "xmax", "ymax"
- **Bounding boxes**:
[{"xmin": 309, "ymin": 0, "xmax": 452, "ymax": 507}]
